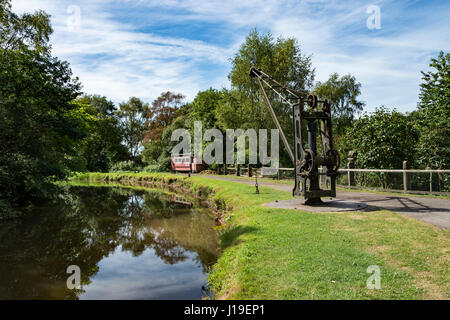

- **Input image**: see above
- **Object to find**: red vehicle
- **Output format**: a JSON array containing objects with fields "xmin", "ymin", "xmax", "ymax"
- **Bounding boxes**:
[{"xmin": 171, "ymin": 154, "xmax": 206, "ymax": 173}]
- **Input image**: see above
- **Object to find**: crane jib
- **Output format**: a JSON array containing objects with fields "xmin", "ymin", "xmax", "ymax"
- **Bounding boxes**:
[{"xmin": 249, "ymin": 66, "xmax": 341, "ymax": 204}]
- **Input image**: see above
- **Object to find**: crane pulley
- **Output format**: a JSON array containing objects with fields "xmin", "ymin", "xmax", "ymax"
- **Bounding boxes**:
[{"xmin": 249, "ymin": 67, "xmax": 340, "ymax": 204}]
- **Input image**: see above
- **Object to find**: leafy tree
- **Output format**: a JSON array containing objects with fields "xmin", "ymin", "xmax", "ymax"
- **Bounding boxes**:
[
  {"xmin": 0, "ymin": 48, "xmax": 85, "ymax": 213},
  {"xmin": 315, "ymin": 73, "xmax": 365, "ymax": 134},
  {"xmin": 414, "ymin": 51, "xmax": 450, "ymax": 170},
  {"xmin": 225, "ymin": 29, "xmax": 315, "ymax": 166},
  {"xmin": 186, "ymin": 88, "xmax": 221, "ymax": 131},
  {"xmin": 0, "ymin": 0, "xmax": 52, "ymax": 54},
  {"xmin": 142, "ymin": 104, "xmax": 190, "ymax": 168},
  {"xmin": 215, "ymin": 89, "xmax": 247, "ymax": 130},
  {"xmin": 342, "ymin": 107, "xmax": 418, "ymax": 188},
  {"xmin": 230, "ymin": 29, "xmax": 314, "ymax": 96},
  {"xmin": 141, "ymin": 92, "xmax": 186, "ymax": 167},
  {"xmin": 144, "ymin": 91, "xmax": 185, "ymax": 143},
  {"xmin": 75, "ymin": 95, "xmax": 129, "ymax": 172},
  {"xmin": 141, "ymin": 142, "xmax": 165, "ymax": 165},
  {"xmin": 0, "ymin": 1, "xmax": 88, "ymax": 217},
  {"xmin": 117, "ymin": 97, "xmax": 150, "ymax": 160}
]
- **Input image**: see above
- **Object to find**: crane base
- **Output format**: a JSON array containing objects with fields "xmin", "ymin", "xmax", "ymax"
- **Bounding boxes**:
[
  {"xmin": 264, "ymin": 199, "xmax": 367, "ymax": 212},
  {"xmin": 304, "ymin": 197, "xmax": 324, "ymax": 206}
]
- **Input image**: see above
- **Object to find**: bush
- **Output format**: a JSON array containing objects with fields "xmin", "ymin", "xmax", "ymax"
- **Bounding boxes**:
[
  {"xmin": 0, "ymin": 199, "xmax": 19, "ymax": 220},
  {"xmin": 110, "ymin": 161, "xmax": 142, "ymax": 172},
  {"xmin": 142, "ymin": 158, "xmax": 171, "ymax": 173},
  {"xmin": 156, "ymin": 155, "xmax": 172, "ymax": 171},
  {"xmin": 142, "ymin": 164, "xmax": 166, "ymax": 173}
]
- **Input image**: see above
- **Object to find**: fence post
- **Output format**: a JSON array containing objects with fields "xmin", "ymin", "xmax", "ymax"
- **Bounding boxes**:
[
  {"xmin": 403, "ymin": 161, "xmax": 410, "ymax": 192},
  {"xmin": 347, "ymin": 152, "xmax": 355, "ymax": 186},
  {"xmin": 236, "ymin": 164, "xmax": 240, "ymax": 176},
  {"xmin": 278, "ymin": 169, "xmax": 282, "ymax": 180},
  {"xmin": 248, "ymin": 164, "xmax": 252, "ymax": 177},
  {"xmin": 429, "ymin": 168, "xmax": 433, "ymax": 192}
]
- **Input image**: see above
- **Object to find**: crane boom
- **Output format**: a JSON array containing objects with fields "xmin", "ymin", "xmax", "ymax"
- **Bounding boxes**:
[{"xmin": 249, "ymin": 66, "xmax": 340, "ymax": 204}]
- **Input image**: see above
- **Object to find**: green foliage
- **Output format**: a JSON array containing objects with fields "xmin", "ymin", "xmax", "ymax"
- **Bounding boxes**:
[
  {"xmin": 342, "ymin": 107, "xmax": 418, "ymax": 188},
  {"xmin": 142, "ymin": 142, "xmax": 172, "ymax": 171},
  {"xmin": 0, "ymin": 48, "xmax": 84, "ymax": 211},
  {"xmin": 142, "ymin": 161, "xmax": 170, "ymax": 173},
  {"xmin": 75, "ymin": 95, "xmax": 129, "ymax": 172},
  {"xmin": 229, "ymin": 29, "xmax": 314, "ymax": 94},
  {"xmin": 226, "ymin": 29, "xmax": 315, "ymax": 166},
  {"xmin": 142, "ymin": 98, "xmax": 190, "ymax": 170},
  {"xmin": 155, "ymin": 154, "xmax": 172, "ymax": 172},
  {"xmin": 144, "ymin": 91, "xmax": 184, "ymax": 143},
  {"xmin": 117, "ymin": 97, "xmax": 150, "ymax": 158},
  {"xmin": 142, "ymin": 141, "xmax": 164, "ymax": 165},
  {"xmin": 0, "ymin": 2, "xmax": 89, "ymax": 216},
  {"xmin": 214, "ymin": 89, "xmax": 247, "ymax": 130},
  {"xmin": 0, "ymin": 198, "xmax": 18, "ymax": 219},
  {"xmin": 0, "ymin": 0, "xmax": 52, "ymax": 54},
  {"xmin": 186, "ymin": 88, "xmax": 222, "ymax": 130},
  {"xmin": 110, "ymin": 160, "xmax": 142, "ymax": 172},
  {"xmin": 414, "ymin": 51, "xmax": 450, "ymax": 170},
  {"xmin": 315, "ymin": 73, "xmax": 365, "ymax": 134}
]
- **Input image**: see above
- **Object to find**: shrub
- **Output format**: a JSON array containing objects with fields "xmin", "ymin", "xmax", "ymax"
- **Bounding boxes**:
[{"xmin": 110, "ymin": 161, "xmax": 142, "ymax": 172}]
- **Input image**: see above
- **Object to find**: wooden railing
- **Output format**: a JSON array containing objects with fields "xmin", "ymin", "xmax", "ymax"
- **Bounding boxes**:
[{"xmin": 222, "ymin": 164, "xmax": 450, "ymax": 195}]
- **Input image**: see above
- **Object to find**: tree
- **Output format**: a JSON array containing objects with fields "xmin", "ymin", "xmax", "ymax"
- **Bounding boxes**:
[
  {"xmin": 414, "ymin": 51, "xmax": 450, "ymax": 170},
  {"xmin": 315, "ymin": 73, "xmax": 365, "ymax": 134},
  {"xmin": 142, "ymin": 101, "xmax": 190, "ymax": 168},
  {"xmin": 0, "ymin": 48, "xmax": 85, "ymax": 214},
  {"xmin": 342, "ymin": 107, "xmax": 418, "ymax": 188},
  {"xmin": 0, "ymin": 0, "xmax": 52, "ymax": 54},
  {"xmin": 117, "ymin": 97, "xmax": 150, "ymax": 159},
  {"xmin": 144, "ymin": 91, "xmax": 185, "ymax": 144},
  {"xmin": 141, "ymin": 92, "xmax": 185, "ymax": 168},
  {"xmin": 229, "ymin": 29, "xmax": 314, "ymax": 96},
  {"xmin": 0, "ymin": 1, "xmax": 87, "ymax": 217},
  {"xmin": 75, "ymin": 95, "xmax": 129, "ymax": 172},
  {"xmin": 225, "ymin": 29, "xmax": 315, "ymax": 166},
  {"xmin": 186, "ymin": 88, "xmax": 222, "ymax": 131},
  {"xmin": 215, "ymin": 89, "xmax": 247, "ymax": 130}
]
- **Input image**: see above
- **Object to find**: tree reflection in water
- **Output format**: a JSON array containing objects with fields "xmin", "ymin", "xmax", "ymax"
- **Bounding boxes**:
[{"xmin": 0, "ymin": 186, "xmax": 219, "ymax": 299}]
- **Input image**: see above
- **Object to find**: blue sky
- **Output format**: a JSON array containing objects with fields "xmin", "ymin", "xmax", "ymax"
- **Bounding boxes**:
[{"xmin": 11, "ymin": 0, "xmax": 450, "ymax": 113}]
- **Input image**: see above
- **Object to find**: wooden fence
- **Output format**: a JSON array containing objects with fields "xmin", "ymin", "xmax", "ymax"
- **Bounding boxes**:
[{"xmin": 221, "ymin": 164, "xmax": 450, "ymax": 195}]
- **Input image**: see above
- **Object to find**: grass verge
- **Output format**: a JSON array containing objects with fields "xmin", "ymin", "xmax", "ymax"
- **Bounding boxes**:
[{"xmin": 73, "ymin": 172, "xmax": 449, "ymax": 299}]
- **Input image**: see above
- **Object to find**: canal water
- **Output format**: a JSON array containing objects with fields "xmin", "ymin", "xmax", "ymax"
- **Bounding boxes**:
[{"xmin": 0, "ymin": 185, "xmax": 219, "ymax": 300}]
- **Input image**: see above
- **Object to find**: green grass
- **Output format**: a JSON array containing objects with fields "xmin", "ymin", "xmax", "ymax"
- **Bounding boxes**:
[{"xmin": 73, "ymin": 172, "xmax": 450, "ymax": 299}]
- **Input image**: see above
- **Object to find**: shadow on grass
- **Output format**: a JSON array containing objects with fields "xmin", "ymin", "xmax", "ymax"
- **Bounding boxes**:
[{"xmin": 219, "ymin": 225, "xmax": 259, "ymax": 249}]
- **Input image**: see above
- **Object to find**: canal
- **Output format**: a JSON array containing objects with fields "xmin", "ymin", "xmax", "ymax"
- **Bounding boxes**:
[{"xmin": 0, "ymin": 185, "xmax": 219, "ymax": 299}]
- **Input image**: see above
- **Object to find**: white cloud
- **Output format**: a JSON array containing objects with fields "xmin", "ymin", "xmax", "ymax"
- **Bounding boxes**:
[{"xmin": 10, "ymin": 0, "xmax": 450, "ymax": 112}]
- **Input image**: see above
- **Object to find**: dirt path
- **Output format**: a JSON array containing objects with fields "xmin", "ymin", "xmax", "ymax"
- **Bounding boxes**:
[{"xmin": 201, "ymin": 175, "xmax": 450, "ymax": 230}]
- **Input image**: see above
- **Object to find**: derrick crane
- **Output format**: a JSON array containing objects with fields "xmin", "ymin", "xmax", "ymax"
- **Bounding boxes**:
[{"xmin": 249, "ymin": 67, "xmax": 340, "ymax": 204}]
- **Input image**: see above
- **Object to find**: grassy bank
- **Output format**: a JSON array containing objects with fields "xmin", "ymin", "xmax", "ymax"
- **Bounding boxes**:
[{"xmin": 73, "ymin": 172, "xmax": 449, "ymax": 299}]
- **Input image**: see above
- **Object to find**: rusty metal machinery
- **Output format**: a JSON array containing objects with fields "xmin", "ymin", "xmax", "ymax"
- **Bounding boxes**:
[{"xmin": 249, "ymin": 67, "xmax": 340, "ymax": 204}]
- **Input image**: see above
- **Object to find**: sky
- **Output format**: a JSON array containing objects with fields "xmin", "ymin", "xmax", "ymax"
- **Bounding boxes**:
[{"xmin": 11, "ymin": 0, "xmax": 450, "ymax": 113}]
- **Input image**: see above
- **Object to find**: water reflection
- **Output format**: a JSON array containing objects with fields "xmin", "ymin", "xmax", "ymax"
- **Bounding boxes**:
[{"xmin": 0, "ymin": 186, "xmax": 219, "ymax": 300}]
